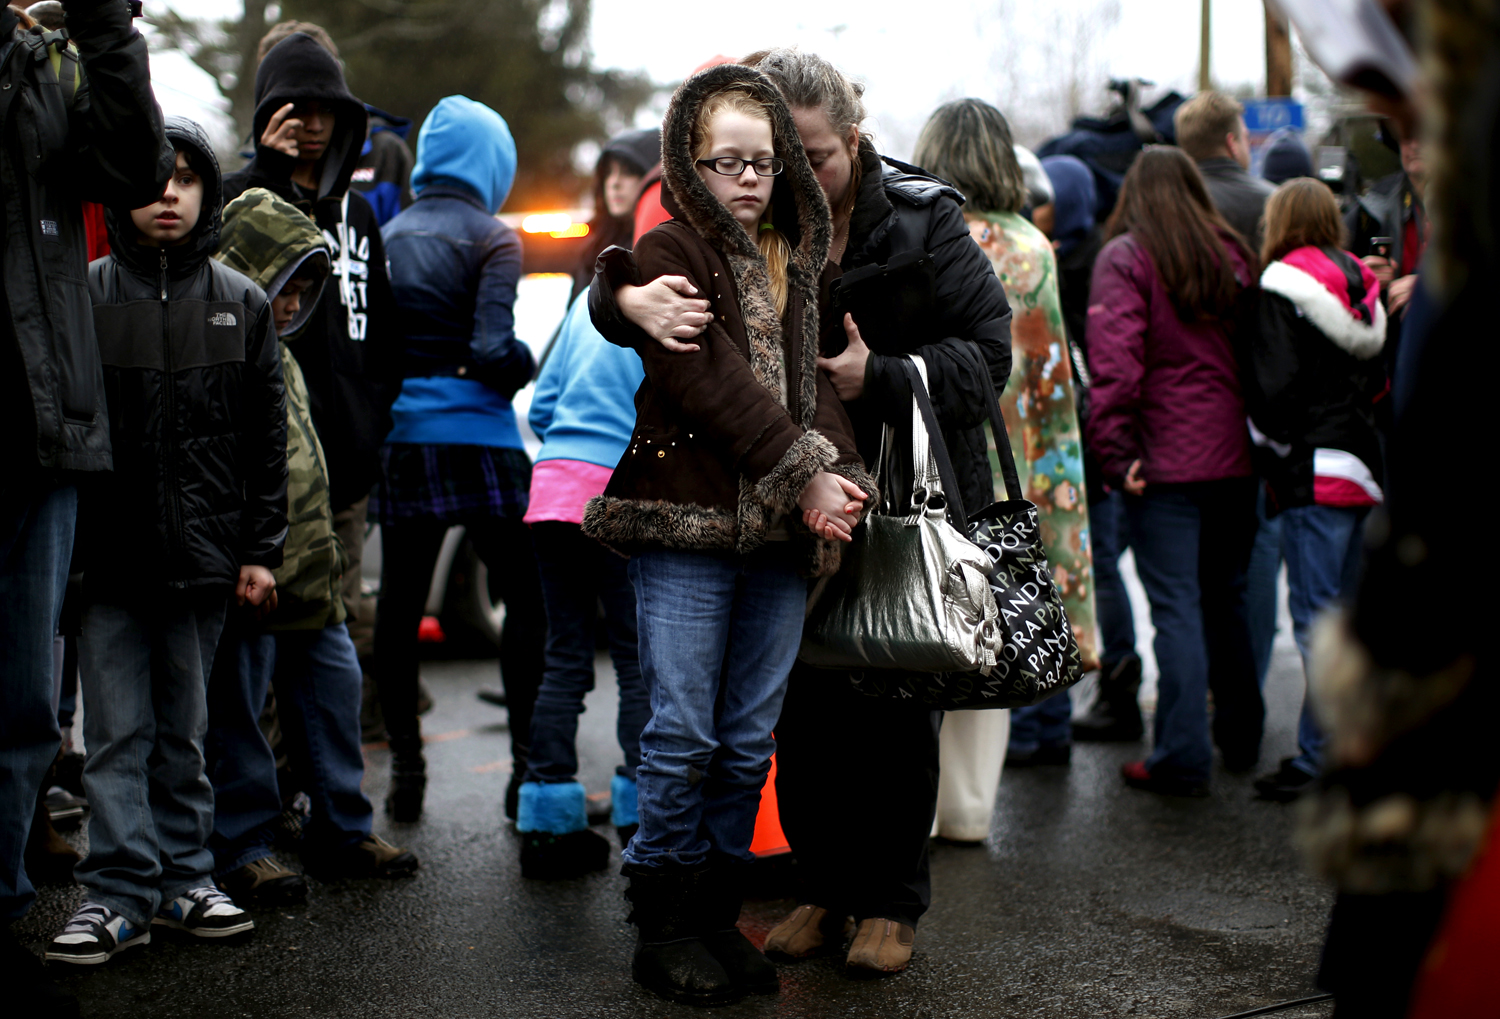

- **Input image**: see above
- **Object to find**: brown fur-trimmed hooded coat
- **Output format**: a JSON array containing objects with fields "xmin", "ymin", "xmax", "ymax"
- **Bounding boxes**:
[{"xmin": 582, "ymin": 64, "xmax": 873, "ymax": 576}]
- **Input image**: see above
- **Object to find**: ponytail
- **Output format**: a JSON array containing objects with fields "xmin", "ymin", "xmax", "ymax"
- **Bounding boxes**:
[{"xmin": 758, "ymin": 213, "xmax": 792, "ymax": 318}]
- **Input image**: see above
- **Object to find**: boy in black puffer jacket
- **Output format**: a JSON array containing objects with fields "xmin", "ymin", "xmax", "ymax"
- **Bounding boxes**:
[{"xmin": 46, "ymin": 116, "xmax": 287, "ymax": 968}]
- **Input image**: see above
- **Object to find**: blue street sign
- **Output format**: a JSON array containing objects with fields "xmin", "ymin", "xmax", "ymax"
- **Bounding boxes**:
[{"xmin": 1242, "ymin": 98, "xmax": 1305, "ymax": 135}]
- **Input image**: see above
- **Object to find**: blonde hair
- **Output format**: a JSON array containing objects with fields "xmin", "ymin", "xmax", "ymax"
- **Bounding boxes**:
[
  {"xmin": 1261, "ymin": 177, "xmax": 1346, "ymax": 265},
  {"xmin": 691, "ymin": 88, "xmax": 792, "ymax": 317}
]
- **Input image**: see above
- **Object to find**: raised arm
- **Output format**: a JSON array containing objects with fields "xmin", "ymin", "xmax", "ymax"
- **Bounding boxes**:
[{"xmin": 65, "ymin": 0, "xmax": 173, "ymax": 208}]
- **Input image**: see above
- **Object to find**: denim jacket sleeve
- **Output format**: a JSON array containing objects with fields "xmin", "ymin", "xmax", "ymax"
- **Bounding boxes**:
[{"xmin": 471, "ymin": 223, "xmax": 535, "ymax": 398}]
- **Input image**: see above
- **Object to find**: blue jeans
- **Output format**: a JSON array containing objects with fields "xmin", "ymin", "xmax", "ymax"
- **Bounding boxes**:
[
  {"xmin": 1279, "ymin": 504, "xmax": 1368, "ymax": 777},
  {"xmin": 1010, "ymin": 690, "xmax": 1073, "ymax": 753},
  {"xmin": 1246, "ymin": 485, "xmax": 1283, "ymax": 688},
  {"xmin": 273, "ymin": 623, "xmax": 374, "ymax": 856},
  {"xmin": 76, "ymin": 591, "xmax": 227, "ymax": 927},
  {"xmin": 624, "ymin": 544, "xmax": 805, "ymax": 868},
  {"xmin": 1126, "ymin": 479, "xmax": 1260, "ymax": 784},
  {"xmin": 1089, "ymin": 491, "xmax": 1137, "ymax": 664},
  {"xmin": 525, "ymin": 522, "xmax": 648, "ymax": 783},
  {"xmin": 0, "ymin": 481, "xmax": 76, "ymax": 921},
  {"xmin": 205, "ymin": 621, "xmax": 282, "ymax": 875},
  {"xmin": 207, "ymin": 621, "xmax": 373, "ymax": 873}
]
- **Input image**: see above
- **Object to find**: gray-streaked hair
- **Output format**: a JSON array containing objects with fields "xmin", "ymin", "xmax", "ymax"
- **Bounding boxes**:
[
  {"xmin": 743, "ymin": 48, "xmax": 866, "ymax": 140},
  {"xmin": 913, "ymin": 99, "xmax": 1027, "ymax": 215}
]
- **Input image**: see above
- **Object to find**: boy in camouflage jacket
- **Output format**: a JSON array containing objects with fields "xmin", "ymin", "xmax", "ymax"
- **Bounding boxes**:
[{"xmin": 204, "ymin": 189, "xmax": 417, "ymax": 902}]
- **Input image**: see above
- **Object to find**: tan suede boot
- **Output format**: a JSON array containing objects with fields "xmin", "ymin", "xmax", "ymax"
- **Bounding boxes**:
[
  {"xmin": 845, "ymin": 917, "xmax": 915, "ymax": 973},
  {"xmin": 763, "ymin": 904, "xmax": 850, "ymax": 959}
]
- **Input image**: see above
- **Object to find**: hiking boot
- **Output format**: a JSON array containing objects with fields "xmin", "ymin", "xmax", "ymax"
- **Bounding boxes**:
[
  {"xmin": 45, "ymin": 903, "xmax": 150, "ymax": 965},
  {"xmin": 1072, "ymin": 655, "xmax": 1145, "ymax": 742},
  {"xmin": 218, "ymin": 856, "xmax": 308, "ymax": 906},
  {"xmin": 764, "ymin": 903, "xmax": 851, "ymax": 959},
  {"xmin": 624, "ymin": 865, "xmax": 741, "ymax": 1006},
  {"xmin": 154, "ymin": 886, "xmax": 255, "ymax": 938},
  {"xmin": 307, "ymin": 834, "xmax": 420, "ymax": 881},
  {"xmin": 846, "ymin": 918, "xmax": 915, "ymax": 974}
]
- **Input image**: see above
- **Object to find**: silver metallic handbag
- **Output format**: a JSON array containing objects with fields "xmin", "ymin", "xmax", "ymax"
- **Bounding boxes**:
[{"xmin": 799, "ymin": 356, "xmax": 1001, "ymax": 675}]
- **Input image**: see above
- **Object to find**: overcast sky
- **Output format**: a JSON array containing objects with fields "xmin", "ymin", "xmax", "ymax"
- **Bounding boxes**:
[{"xmin": 150, "ymin": 0, "xmax": 1273, "ymax": 163}]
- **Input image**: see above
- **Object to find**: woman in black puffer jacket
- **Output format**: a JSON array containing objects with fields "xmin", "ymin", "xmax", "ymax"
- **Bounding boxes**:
[{"xmin": 589, "ymin": 49, "xmax": 1012, "ymax": 975}]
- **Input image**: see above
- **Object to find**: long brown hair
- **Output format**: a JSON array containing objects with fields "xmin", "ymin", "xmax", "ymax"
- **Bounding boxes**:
[
  {"xmin": 1105, "ymin": 146, "xmax": 1258, "ymax": 322},
  {"xmin": 1261, "ymin": 177, "xmax": 1346, "ymax": 265}
]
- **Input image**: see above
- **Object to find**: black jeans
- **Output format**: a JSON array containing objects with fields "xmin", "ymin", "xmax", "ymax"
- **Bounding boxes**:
[
  {"xmin": 774, "ymin": 662, "xmax": 942, "ymax": 929},
  {"xmin": 373, "ymin": 515, "xmax": 544, "ymax": 771},
  {"xmin": 524, "ymin": 521, "xmax": 647, "ymax": 783}
]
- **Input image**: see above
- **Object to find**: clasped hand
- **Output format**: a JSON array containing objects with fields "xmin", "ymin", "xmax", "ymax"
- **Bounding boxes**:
[{"xmin": 798, "ymin": 472, "xmax": 867, "ymax": 542}]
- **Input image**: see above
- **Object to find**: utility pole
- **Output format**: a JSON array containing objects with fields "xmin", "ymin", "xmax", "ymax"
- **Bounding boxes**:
[
  {"xmin": 1265, "ymin": 1, "xmax": 1293, "ymax": 96},
  {"xmin": 1199, "ymin": 0, "xmax": 1212, "ymax": 92}
]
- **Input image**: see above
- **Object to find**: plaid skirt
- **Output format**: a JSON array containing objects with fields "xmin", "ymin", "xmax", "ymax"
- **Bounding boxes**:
[{"xmin": 374, "ymin": 443, "xmax": 532, "ymax": 526}]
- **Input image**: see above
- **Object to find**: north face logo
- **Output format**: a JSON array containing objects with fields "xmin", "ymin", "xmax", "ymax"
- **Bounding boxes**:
[
  {"xmin": 208, "ymin": 312, "xmax": 237, "ymax": 327},
  {"xmin": 351, "ymin": 167, "xmax": 376, "ymax": 182}
]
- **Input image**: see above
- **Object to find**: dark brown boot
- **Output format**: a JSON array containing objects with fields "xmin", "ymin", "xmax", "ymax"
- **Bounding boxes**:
[{"xmin": 1071, "ymin": 655, "xmax": 1145, "ymax": 742}]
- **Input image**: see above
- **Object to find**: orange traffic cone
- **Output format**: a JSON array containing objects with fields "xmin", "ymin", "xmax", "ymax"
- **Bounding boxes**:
[{"xmin": 749, "ymin": 750, "xmax": 790, "ymax": 857}]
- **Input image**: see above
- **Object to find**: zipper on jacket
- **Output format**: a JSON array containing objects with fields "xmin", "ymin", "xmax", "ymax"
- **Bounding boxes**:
[{"xmin": 159, "ymin": 250, "xmax": 185, "ymax": 567}]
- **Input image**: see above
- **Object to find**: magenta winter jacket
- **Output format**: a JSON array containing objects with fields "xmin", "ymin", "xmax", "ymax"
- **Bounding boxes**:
[{"xmin": 1084, "ymin": 231, "xmax": 1253, "ymax": 488}]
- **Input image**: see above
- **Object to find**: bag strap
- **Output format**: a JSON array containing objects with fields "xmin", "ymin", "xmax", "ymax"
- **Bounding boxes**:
[
  {"xmin": 902, "ymin": 355, "xmax": 970, "ymax": 531},
  {"xmin": 977, "ymin": 353, "xmax": 1025, "ymax": 503}
]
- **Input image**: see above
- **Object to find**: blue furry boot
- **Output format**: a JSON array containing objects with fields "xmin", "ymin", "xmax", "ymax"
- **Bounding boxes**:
[
  {"xmin": 517, "ymin": 781, "xmax": 610, "ymax": 879},
  {"xmin": 610, "ymin": 774, "xmax": 639, "ymax": 847}
]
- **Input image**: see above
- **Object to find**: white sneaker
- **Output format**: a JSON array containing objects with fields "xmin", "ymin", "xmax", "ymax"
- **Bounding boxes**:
[
  {"xmin": 45, "ymin": 902, "xmax": 151, "ymax": 965},
  {"xmin": 153, "ymin": 885, "xmax": 254, "ymax": 938}
]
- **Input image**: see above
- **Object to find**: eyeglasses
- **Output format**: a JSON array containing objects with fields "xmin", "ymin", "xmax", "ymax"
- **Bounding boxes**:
[{"xmin": 696, "ymin": 157, "xmax": 785, "ymax": 177}]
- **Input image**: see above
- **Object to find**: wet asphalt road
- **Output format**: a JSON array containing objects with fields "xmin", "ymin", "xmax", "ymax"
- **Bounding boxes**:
[{"xmin": 20, "ymin": 579, "xmax": 1335, "ymax": 1019}]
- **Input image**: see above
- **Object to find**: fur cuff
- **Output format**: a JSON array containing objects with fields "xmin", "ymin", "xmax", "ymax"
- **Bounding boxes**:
[
  {"xmin": 583, "ymin": 495, "xmax": 739, "ymax": 554},
  {"xmin": 754, "ymin": 430, "xmax": 840, "ymax": 513},
  {"xmin": 517, "ymin": 781, "xmax": 588, "ymax": 835},
  {"xmin": 829, "ymin": 462, "xmax": 879, "ymax": 522},
  {"xmin": 610, "ymin": 774, "xmax": 639, "ymax": 828}
]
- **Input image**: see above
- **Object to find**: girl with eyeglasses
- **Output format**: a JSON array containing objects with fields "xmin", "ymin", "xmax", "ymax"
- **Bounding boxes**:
[{"xmin": 581, "ymin": 65, "xmax": 874, "ymax": 1006}]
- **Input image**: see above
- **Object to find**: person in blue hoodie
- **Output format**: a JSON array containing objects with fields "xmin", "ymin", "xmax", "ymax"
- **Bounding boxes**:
[
  {"xmin": 516, "ymin": 293, "xmax": 648, "ymax": 878},
  {"xmin": 374, "ymin": 96, "xmax": 541, "ymax": 823}
]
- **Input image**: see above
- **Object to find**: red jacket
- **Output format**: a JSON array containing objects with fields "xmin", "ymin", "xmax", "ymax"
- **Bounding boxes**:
[{"xmin": 1084, "ymin": 230, "xmax": 1253, "ymax": 488}]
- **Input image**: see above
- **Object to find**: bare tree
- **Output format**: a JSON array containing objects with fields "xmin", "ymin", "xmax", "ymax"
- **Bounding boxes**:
[
  {"xmin": 149, "ymin": 0, "xmax": 272, "ymax": 145},
  {"xmin": 988, "ymin": 0, "xmax": 1123, "ymax": 146}
]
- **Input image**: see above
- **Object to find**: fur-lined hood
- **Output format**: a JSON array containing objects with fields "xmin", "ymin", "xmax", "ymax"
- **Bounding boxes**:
[
  {"xmin": 1261, "ymin": 246, "xmax": 1387, "ymax": 360},
  {"xmin": 658, "ymin": 63, "xmax": 831, "ymax": 290},
  {"xmin": 582, "ymin": 65, "xmax": 872, "ymax": 576}
]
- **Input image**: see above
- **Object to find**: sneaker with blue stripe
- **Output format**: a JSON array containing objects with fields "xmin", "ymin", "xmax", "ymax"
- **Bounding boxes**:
[
  {"xmin": 153, "ymin": 886, "xmax": 254, "ymax": 938},
  {"xmin": 45, "ymin": 903, "xmax": 150, "ymax": 965}
]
